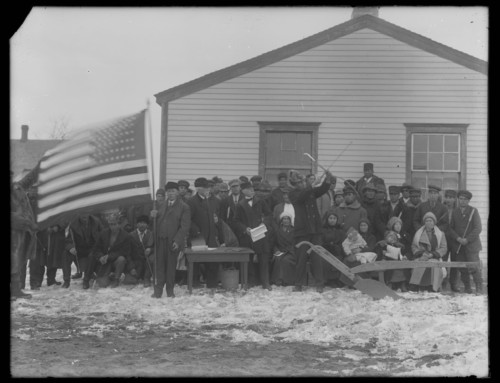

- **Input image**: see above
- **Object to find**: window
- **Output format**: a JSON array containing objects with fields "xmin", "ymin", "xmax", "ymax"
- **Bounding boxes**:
[{"xmin": 405, "ymin": 124, "xmax": 467, "ymax": 199}]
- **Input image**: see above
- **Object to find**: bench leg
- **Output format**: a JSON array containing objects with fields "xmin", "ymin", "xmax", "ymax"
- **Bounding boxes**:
[
  {"xmin": 188, "ymin": 261, "xmax": 194, "ymax": 294},
  {"xmin": 378, "ymin": 271, "xmax": 385, "ymax": 284}
]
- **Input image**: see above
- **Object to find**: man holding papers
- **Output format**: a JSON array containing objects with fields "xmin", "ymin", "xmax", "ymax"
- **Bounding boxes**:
[{"xmin": 234, "ymin": 181, "xmax": 273, "ymax": 290}]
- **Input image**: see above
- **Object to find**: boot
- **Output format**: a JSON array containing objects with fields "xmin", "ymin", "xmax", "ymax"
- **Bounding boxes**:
[
  {"xmin": 62, "ymin": 281, "xmax": 70, "ymax": 288},
  {"xmin": 475, "ymin": 282, "xmax": 483, "ymax": 295},
  {"xmin": 166, "ymin": 288, "xmax": 175, "ymax": 298},
  {"xmin": 48, "ymin": 280, "xmax": 62, "ymax": 286},
  {"xmin": 462, "ymin": 275, "xmax": 473, "ymax": 294},
  {"xmin": 143, "ymin": 278, "xmax": 151, "ymax": 288},
  {"xmin": 82, "ymin": 279, "xmax": 90, "ymax": 289},
  {"xmin": 293, "ymin": 285, "xmax": 303, "ymax": 292},
  {"xmin": 11, "ymin": 282, "xmax": 32, "ymax": 300},
  {"xmin": 151, "ymin": 286, "xmax": 162, "ymax": 298},
  {"xmin": 71, "ymin": 272, "xmax": 82, "ymax": 280}
]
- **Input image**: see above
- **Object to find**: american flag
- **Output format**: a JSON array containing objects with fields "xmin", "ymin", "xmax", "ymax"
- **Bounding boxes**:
[{"xmin": 36, "ymin": 109, "xmax": 153, "ymax": 228}]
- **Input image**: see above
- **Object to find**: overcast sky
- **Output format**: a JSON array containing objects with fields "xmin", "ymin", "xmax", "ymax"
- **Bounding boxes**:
[{"xmin": 10, "ymin": 6, "xmax": 488, "ymax": 181}]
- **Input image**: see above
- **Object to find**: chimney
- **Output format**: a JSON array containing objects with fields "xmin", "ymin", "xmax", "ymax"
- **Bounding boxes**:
[
  {"xmin": 351, "ymin": 7, "xmax": 379, "ymax": 19},
  {"xmin": 21, "ymin": 125, "xmax": 29, "ymax": 142}
]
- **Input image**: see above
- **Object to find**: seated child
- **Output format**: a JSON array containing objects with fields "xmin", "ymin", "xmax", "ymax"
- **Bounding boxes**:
[{"xmin": 342, "ymin": 227, "xmax": 377, "ymax": 265}]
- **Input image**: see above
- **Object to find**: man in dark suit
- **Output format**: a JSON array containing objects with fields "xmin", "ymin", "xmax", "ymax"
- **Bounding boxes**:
[
  {"xmin": 449, "ymin": 190, "xmax": 483, "ymax": 294},
  {"xmin": 220, "ymin": 179, "xmax": 245, "ymax": 241},
  {"xmin": 151, "ymin": 182, "xmax": 190, "ymax": 298},
  {"xmin": 85, "ymin": 214, "xmax": 135, "ymax": 289},
  {"xmin": 187, "ymin": 177, "xmax": 222, "ymax": 289},
  {"xmin": 412, "ymin": 184, "xmax": 449, "ymax": 234},
  {"xmin": 289, "ymin": 169, "xmax": 336, "ymax": 293},
  {"xmin": 128, "ymin": 215, "xmax": 155, "ymax": 287},
  {"xmin": 234, "ymin": 181, "xmax": 273, "ymax": 290}
]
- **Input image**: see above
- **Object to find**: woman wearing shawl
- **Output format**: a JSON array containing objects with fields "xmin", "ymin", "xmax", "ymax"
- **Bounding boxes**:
[
  {"xmin": 410, "ymin": 212, "xmax": 448, "ymax": 292},
  {"xmin": 321, "ymin": 210, "xmax": 346, "ymax": 286},
  {"xmin": 270, "ymin": 212, "xmax": 297, "ymax": 286}
]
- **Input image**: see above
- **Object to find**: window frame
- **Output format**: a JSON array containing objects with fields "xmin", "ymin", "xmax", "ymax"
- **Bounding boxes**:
[
  {"xmin": 405, "ymin": 123, "xmax": 468, "ymax": 190},
  {"xmin": 257, "ymin": 121, "xmax": 320, "ymax": 178}
]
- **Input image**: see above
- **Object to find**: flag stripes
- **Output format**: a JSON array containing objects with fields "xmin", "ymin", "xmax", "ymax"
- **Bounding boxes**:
[{"xmin": 36, "ymin": 110, "xmax": 152, "ymax": 228}]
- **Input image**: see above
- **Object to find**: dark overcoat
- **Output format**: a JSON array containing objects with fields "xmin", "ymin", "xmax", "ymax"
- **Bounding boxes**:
[{"xmin": 448, "ymin": 205, "xmax": 482, "ymax": 254}]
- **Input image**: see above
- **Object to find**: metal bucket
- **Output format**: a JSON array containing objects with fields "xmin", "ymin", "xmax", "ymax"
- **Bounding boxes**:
[{"xmin": 220, "ymin": 269, "xmax": 239, "ymax": 291}]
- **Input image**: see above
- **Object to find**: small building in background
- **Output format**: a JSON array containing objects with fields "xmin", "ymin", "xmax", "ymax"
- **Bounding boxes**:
[
  {"xmin": 10, "ymin": 124, "xmax": 63, "ymax": 182},
  {"xmin": 155, "ymin": 9, "xmax": 487, "ymax": 261}
]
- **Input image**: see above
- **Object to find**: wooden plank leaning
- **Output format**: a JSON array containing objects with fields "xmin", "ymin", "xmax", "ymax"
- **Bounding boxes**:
[
  {"xmin": 350, "ymin": 260, "xmax": 480, "ymax": 274},
  {"xmin": 295, "ymin": 241, "xmax": 402, "ymax": 300}
]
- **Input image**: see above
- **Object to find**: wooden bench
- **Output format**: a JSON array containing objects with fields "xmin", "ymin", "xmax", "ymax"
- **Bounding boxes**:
[{"xmin": 350, "ymin": 261, "xmax": 480, "ymax": 284}]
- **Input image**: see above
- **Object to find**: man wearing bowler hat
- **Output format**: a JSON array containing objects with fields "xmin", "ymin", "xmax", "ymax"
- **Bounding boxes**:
[
  {"xmin": 412, "ymin": 184, "xmax": 448, "ymax": 234},
  {"xmin": 449, "ymin": 190, "xmax": 483, "ymax": 294},
  {"xmin": 355, "ymin": 163, "xmax": 385, "ymax": 196},
  {"xmin": 187, "ymin": 177, "xmax": 222, "ymax": 290},
  {"xmin": 151, "ymin": 182, "xmax": 190, "ymax": 298}
]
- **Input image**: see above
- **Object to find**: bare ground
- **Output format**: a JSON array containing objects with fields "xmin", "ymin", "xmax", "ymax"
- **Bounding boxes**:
[{"xmin": 10, "ymin": 311, "xmax": 453, "ymax": 377}]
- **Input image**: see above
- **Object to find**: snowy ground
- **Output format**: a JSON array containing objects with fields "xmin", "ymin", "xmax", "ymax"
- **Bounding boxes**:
[{"xmin": 11, "ymin": 270, "xmax": 489, "ymax": 377}]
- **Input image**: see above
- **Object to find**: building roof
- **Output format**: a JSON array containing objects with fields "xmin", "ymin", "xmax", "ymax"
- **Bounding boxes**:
[
  {"xmin": 154, "ymin": 14, "xmax": 487, "ymax": 105},
  {"xmin": 10, "ymin": 139, "xmax": 62, "ymax": 178}
]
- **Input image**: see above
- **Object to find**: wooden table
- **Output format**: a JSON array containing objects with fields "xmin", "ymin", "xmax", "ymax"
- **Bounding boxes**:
[{"xmin": 184, "ymin": 247, "xmax": 254, "ymax": 294}]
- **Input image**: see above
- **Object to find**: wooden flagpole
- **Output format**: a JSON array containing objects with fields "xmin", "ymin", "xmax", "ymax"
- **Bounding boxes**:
[{"xmin": 145, "ymin": 99, "xmax": 158, "ymax": 287}]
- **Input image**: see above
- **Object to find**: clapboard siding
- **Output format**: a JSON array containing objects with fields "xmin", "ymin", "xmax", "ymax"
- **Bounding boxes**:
[{"xmin": 165, "ymin": 27, "xmax": 487, "ymax": 260}]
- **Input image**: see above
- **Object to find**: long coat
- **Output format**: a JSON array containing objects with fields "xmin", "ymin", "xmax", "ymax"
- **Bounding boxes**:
[
  {"xmin": 156, "ymin": 198, "xmax": 190, "ymax": 250},
  {"xmin": 289, "ymin": 180, "xmax": 331, "ymax": 238},
  {"xmin": 234, "ymin": 196, "xmax": 273, "ymax": 242},
  {"xmin": 332, "ymin": 200, "xmax": 368, "ymax": 234},
  {"xmin": 187, "ymin": 193, "xmax": 219, "ymax": 247},
  {"xmin": 37, "ymin": 226, "xmax": 66, "ymax": 269},
  {"xmin": 410, "ymin": 225, "xmax": 447, "ymax": 290},
  {"xmin": 448, "ymin": 205, "xmax": 482, "ymax": 255},
  {"xmin": 374, "ymin": 200, "xmax": 393, "ymax": 240},
  {"xmin": 360, "ymin": 197, "xmax": 380, "ymax": 233}
]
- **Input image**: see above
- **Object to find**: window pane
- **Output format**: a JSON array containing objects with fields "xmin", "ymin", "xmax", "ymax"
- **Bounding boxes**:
[
  {"xmin": 429, "ymin": 153, "xmax": 443, "ymax": 170},
  {"xmin": 413, "ymin": 135, "xmax": 428, "ymax": 152},
  {"xmin": 443, "ymin": 174, "xmax": 459, "ymax": 190},
  {"xmin": 444, "ymin": 135, "xmax": 459, "ymax": 152},
  {"xmin": 411, "ymin": 173, "xmax": 427, "ymax": 188},
  {"xmin": 429, "ymin": 135, "xmax": 444, "ymax": 152},
  {"xmin": 428, "ymin": 175, "xmax": 443, "ymax": 190},
  {"xmin": 413, "ymin": 153, "xmax": 427, "ymax": 170},
  {"xmin": 281, "ymin": 133, "xmax": 296, "ymax": 151},
  {"xmin": 444, "ymin": 153, "xmax": 459, "ymax": 171}
]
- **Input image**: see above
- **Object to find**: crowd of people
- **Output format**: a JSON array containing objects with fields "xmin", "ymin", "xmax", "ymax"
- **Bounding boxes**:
[{"xmin": 10, "ymin": 162, "xmax": 484, "ymax": 300}]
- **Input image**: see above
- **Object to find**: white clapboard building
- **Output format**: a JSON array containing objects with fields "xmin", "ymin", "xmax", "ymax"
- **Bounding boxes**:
[{"xmin": 154, "ymin": 10, "xmax": 487, "ymax": 263}]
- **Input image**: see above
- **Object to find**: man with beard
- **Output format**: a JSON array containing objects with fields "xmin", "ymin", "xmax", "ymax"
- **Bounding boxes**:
[
  {"xmin": 413, "ymin": 184, "xmax": 449, "ymax": 234},
  {"xmin": 289, "ymin": 169, "xmax": 336, "ymax": 293}
]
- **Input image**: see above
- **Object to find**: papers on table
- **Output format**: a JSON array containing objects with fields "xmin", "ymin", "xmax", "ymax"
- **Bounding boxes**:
[
  {"xmin": 250, "ymin": 224, "xmax": 267, "ymax": 242},
  {"xmin": 191, "ymin": 245, "xmax": 209, "ymax": 251}
]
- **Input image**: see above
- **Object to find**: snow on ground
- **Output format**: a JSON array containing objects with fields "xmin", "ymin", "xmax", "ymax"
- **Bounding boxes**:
[{"xmin": 11, "ymin": 270, "xmax": 488, "ymax": 377}]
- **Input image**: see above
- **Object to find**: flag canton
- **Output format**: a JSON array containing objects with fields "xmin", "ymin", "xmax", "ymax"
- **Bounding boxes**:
[{"xmin": 92, "ymin": 114, "xmax": 145, "ymax": 165}]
